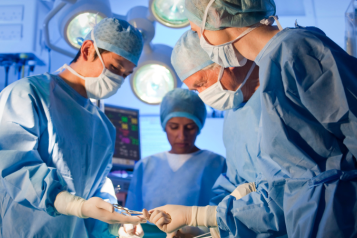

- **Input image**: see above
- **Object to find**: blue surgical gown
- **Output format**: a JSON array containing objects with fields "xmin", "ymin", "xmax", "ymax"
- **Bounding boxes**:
[
  {"xmin": 210, "ymin": 89, "xmax": 261, "ymax": 206},
  {"xmin": 216, "ymin": 27, "xmax": 357, "ymax": 238},
  {"xmin": 126, "ymin": 150, "xmax": 226, "ymax": 211},
  {"xmin": 0, "ymin": 74, "xmax": 118, "ymax": 238}
]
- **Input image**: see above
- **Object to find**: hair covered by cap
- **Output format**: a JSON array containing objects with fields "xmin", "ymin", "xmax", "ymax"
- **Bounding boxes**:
[
  {"xmin": 171, "ymin": 30, "xmax": 214, "ymax": 82},
  {"xmin": 84, "ymin": 18, "xmax": 143, "ymax": 65},
  {"xmin": 185, "ymin": 0, "xmax": 276, "ymax": 31},
  {"xmin": 160, "ymin": 88, "xmax": 207, "ymax": 133}
]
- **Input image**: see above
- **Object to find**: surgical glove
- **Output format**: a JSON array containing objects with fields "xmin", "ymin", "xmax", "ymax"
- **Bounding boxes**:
[
  {"xmin": 119, "ymin": 224, "xmax": 144, "ymax": 237},
  {"xmin": 54, "ymin": 191, "xmax": 147, "ymax": 224},
  {"xmin": 230, "ymin": 182, "xmax": 256, "ymax": 199},
  {"xmin": 147, "ymin": 205, "xmax": 217, "ymax": 234}
]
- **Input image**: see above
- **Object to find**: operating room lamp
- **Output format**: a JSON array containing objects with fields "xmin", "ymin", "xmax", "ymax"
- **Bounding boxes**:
[
  {"xmin": 149, "ymin": 0, "xmax": 189, "ymax": 28},
  {"xmin": 127, "ymin": 6, "xmax": 181, "ymax": 105},
  {"xmin": 43, "ymin": 0, "xmax": 112, "ymax": 58}
]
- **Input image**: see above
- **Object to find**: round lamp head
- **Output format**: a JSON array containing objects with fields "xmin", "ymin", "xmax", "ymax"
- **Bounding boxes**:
[
  {"xmin": 58, "ymin": 0, "xmax": 112, "ymax": 49},
  {"xmin": 150, "ymin": 0, "xmax": 189, "ymax": 28},
  {"xmin": 131, "ymin": 63, "xmax": 176, "ymax": 104},
  {"xmin": 66, "ymin": 12, "xmax": 104, "ymax": 49}
]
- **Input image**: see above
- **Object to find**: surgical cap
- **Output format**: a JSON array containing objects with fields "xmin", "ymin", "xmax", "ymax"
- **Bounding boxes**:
[
  {"xmin": 160, "ymin": 88, "xmax": 207, "ymax": 133},
  {"xmin": 185, "ymin": 0, "xmax": 276, "ymax": 31},
  {"xmin": 172, "ymin": 30, "xmax": 214, "ymax": 82},
  {"xmin": 84, "ymin": 18, "xmax": 143, "ymax": 65}
]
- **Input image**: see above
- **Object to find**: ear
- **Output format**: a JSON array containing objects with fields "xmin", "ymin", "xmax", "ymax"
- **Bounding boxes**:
[{"xmin": 80, "ymin": 40, "xmax": 96, "ymax": 62}]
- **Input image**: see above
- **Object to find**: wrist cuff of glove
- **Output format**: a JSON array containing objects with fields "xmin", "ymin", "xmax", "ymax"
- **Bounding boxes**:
[
  {"xmin": 54, "ymin": 191, "xmax": 88, "ymax": 218},
  {"xmin": 230, "ymin": 182, "xmax": 256, "ymax": 200},
  {"xmin": 188, "ymin": 206, "xmax": 217, "ymax": 227}
]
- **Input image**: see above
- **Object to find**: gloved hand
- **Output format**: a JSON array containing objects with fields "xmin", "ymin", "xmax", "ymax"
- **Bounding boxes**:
[
  {"xmin": 145, "ymin": 205, "xmax": 217, "ymax": 234},
  {"xmin": 144, "ymin": 205, "xmax": 191, "ymax": 233},
  {"xmin": 55, "ymin": 191, "xmax": 146, "ymax": 224},
  {"xmin": 119, "ymin": 223, "xmax": 144, "ymax": 237},
  {"xmin": 81, "ymin": 197, "xmax": 145, "ymax": 224}
]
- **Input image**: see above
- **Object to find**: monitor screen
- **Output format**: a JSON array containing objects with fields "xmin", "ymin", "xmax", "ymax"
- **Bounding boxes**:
[{"xmin": 105, "ymin": 104, "xmax": 140, "ymax": 167}]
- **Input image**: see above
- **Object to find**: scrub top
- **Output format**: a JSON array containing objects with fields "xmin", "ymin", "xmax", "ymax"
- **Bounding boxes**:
[{"xmin": 126, "ymin": 150, "xmax": 226, "ymax": 211}]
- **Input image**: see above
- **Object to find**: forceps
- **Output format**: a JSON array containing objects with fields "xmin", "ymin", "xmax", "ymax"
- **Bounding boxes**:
[{"xmin": 113, "ymin": 204, "xmax": 143, "ymax": 216}]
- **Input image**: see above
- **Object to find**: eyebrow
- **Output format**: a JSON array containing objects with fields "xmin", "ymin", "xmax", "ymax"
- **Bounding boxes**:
[
  {"xmin": 116, "ymin": 61, "xmax": 133, "ymax": 75},
  {"xmin": 192, "ymin": 77, "xmax": 207, "ymax": 88}
]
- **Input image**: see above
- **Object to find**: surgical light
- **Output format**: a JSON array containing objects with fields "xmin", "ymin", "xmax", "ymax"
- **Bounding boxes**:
[
  {"xmin": 44, "ymin": 0, "xmax": 112, "ymax": 57},
  {"xmin": 127, "ymin": 6, "xmax": 180, "ymax": 105},
  {"xmin": 65, "ymin": 13, "xmax": 104, "ymax": 49},
  {"xmin": 132, "ymin": 64, "xmax": 176, "ymax": 104},
  {"xmin": 149, "ymin": 0, "xmax": 189, "ymax": 28}
]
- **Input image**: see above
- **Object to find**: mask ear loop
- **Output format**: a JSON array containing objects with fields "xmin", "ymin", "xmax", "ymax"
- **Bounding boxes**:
[
  {"xmin": 90, "ymin": 27, "xmax": 106, "ymax": 72},
  {"xmin": 89, "ymin": 13, "xmax": 105, "ymax": 68},
  {"xmin": 201, "ymin": 0, "xmax": 215, "ymax": 38}
]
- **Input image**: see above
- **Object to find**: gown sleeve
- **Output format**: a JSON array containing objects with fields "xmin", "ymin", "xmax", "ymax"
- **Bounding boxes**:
[
  {"xmin": 289, "ymin": 36, "xmax": 357, "ymax": 159},
  {"xmin": 92, "ymin": 162, "xmax": 117, "ymax": 204},
  {"xmin": 0, "ymin": 82, "xmax": 67, "ymax": 216},
  {"xmin": 125, "ymin": 160, "xmax": 144, "ymax": 211}
]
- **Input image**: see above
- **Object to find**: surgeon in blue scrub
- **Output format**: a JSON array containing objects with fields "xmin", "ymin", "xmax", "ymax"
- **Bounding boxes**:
[
  {"xmin": 145, "ymin": 0, "xmax": 357, "ymax": 238},
  {"xmin": 169, "ymin": 30, "xmax": 261, "ymax": 238},
  {"xmin": 0, "ymin": 18, "xmax": 146, "ymax": 238},
  {"xmin": 126, "ymin": 88, "xmax": 226, "ymax": 238}
]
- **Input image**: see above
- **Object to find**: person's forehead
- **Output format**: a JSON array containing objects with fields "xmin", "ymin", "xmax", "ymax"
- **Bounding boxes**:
[
  {"xmin": 110, "ymin": 52, "xmax": 135, "ymax": 67},
  {"xmin": 184, "ymin": 70, "xmax": 206, "ymax": 87},
  {"xmin": 167, "ymin": 117, "xmax": 196, "ymax": 124}
]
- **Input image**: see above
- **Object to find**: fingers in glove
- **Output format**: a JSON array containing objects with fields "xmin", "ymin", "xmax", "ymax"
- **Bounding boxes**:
[
  {"xmin": 142, "ymin": 209, "xmax": 150, "ymax": 220},
  {"xmin": 155, "ymin": 216, "xmax": 172, "ymax": 232}
]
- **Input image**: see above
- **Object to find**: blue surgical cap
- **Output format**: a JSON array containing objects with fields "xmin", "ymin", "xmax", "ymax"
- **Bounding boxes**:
[
  {"xmin": 171, "ymin": 30, "xmax": 214, "ymax": 82},
  {"xmin": 185, "ymin": 0, "xmax": 276, "ymax": 31},
  {"xmin": 160, "ymin": 88, "xmax": 207, "ymax": 133},
  {"xmin": 84, "ymin": 18, "xmax": 143, "ymax": 65}
]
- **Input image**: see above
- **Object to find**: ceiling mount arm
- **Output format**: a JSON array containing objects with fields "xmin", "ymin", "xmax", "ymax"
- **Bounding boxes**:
[{"xmin": 43, "ymin": 1, "xmax": 76, "ymax": 58}]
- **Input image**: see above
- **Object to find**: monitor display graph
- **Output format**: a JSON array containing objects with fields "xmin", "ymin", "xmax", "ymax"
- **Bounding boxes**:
[{"xmin": 105, "ymin": 105, "xmax": 140, "ymax": 167}]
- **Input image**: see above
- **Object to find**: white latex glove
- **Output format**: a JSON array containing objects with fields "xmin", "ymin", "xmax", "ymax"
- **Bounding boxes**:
[
  {"xmin": 119, "ymin": 224, "xmax": 144, "ymax": 237},
  {"xmin": 146, "ymin": 205, "xmax": 217, "ymax": 234},
  {"xmin": 145, "ymin": 205, "xmax": 190, "ymax": 234},
  {"xmin": 230, "ymin": 182, "xmax": 256, "ymax": 200},
  {"xmin": 55, "ymin": 191, "xmax": 147, "ymax": 225}
]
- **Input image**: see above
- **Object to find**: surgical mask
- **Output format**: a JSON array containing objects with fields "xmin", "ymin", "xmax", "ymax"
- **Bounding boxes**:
[
  {"xmin": 198, "ymin": 62, "xmax": 256, "ymax": 111},
  {"xmin": 199, "ymin": 0, "xmax": 282, "ymax": 68},
  {"xmin": 57, "ymin": 31, "xmax": 124, "ymax": 99}
]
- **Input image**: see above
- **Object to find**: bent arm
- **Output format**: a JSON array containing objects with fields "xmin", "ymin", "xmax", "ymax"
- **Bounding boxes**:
[{"xmin": 0, "ymin": 86, "xmax": 67, "ymax": 216}]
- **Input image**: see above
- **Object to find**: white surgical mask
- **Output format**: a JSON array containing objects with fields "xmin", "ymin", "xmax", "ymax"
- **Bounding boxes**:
[
  {"xmin": 198, "ymin": 62, "xmax": 256, "ymax": 111},
  {"xmin": 57, "ymin": 31, "xmax": 124, "ymax": 99},
  {"xmin": 199, "ymin": 0, "xmax": 283, "ymax": 68}
]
